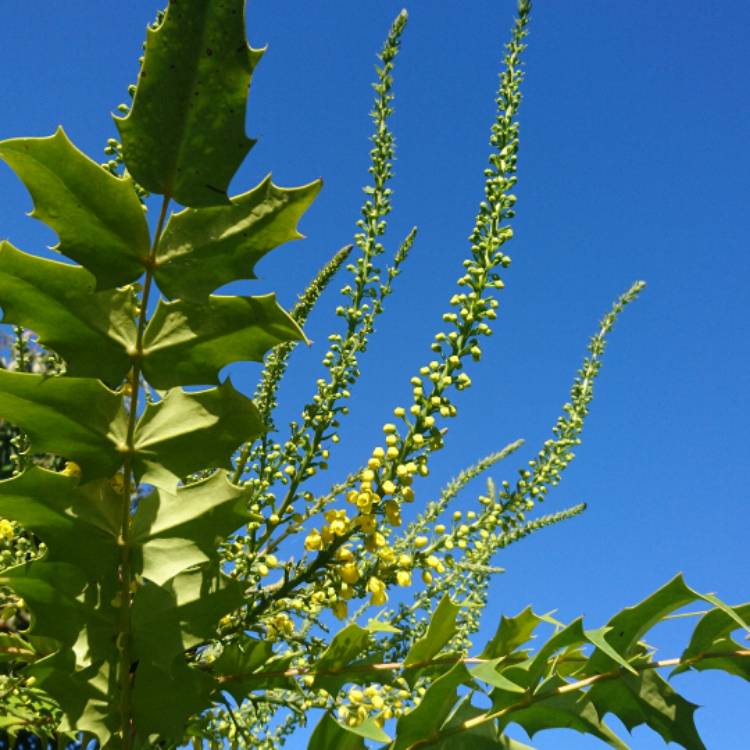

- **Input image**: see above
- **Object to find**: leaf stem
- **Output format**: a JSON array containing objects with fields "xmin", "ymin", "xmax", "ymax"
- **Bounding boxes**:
[{"xmin": 116, "ymin": 193, "xmax": 170, "ymax": 749}]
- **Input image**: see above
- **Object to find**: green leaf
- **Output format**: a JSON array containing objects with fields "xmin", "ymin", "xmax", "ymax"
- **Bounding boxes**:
[
  {"xmin": 0, "ymin": 632, "xmax": 35, "ymax": 663},
  {"xmin": 154, "ymin": 176, "xmax": 321, "ymax": 300},
  {"xmin": 0, "ymin": 562, "xmax": 88, "ymax": 646},
  {"xmin": 307, "ymin": 713, "xmax": 367, "ymax": 750},
  {"xmin": 586, "ymin": 575, "xmax": 700, "ymax": 676},
  {"xmin": 587, "ymin": 669, "xmax": 705, "ymax": 750},
  {"xmin": 342, "ymin": 717, "xmax": 392, "ymax": 744},
  {"xmin": 430, "ymin": 695, "xmax": 507, "ymax": 750},
  {"xmin": 403, "ymin": 594, "xmax": 461, "ymax": 686},
  {"xmin": 498, "ymin": 680, "xmax": 629, "ymax": 750},
  {"xmin": 675, "ymin": 602, "xmax": 750, "ymax": 682},
  {"xmin": 131, "ymin": 471, "xmax": 250, "ymax": 585},
  {"xmin": 141, "ymin": 293, "xmax": 305, "ymax": 388},
  {"xmin": 470, "ymin": 658, "xmax": 526, "ymax": 693},
  {"xmin": 132, "ymin": 380, "xmax": 263, "ymax": 489},
  {"xmin": 481, "ymin": 607, "xmax": 542, "ymax": 660},
  {"xmin": 312, "ymin": 623, "xmax": 371, "ymax": 695},
  {"xmin": 132, "ymin": 567, "xmax": 243, "ymax": 669},
  {"xmin": 115, "ymin": 0, "xmax": 263, "ymax": 206},
  {"xmin": 0, "ymin": 468, "xmax": 120, "ymax": 577},
  {"xmin": 133, "ymin": 658, "xmax": 213, "ymax": 738},
  {"xmin": 0, "ymin": 128, "xmax": 150, "ymax": 288},
  {"xmin": 211, "ymin": 637, "xmax": 295, "ymax": 699},
  {"xmin": 393, "ymin": 663, "xmax": 473, "ymax": 750},
  {"xmin": 0, "ymin": 242, "xmax": 137, "ymax": 385},
  {"xmin": 0, "ymin": 371, "xmax": 125, "ymax": 481}
]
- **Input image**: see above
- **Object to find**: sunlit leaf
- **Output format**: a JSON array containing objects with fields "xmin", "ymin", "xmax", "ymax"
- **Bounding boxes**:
[
  {"xmin": 154, "ymin": 177, "xmax": 321, "ymax": 300},
  {"xmin": 115, "ymin": 0, "xmax": 262, "ymax": 206},
  {"xmin": 0, "ymin": 128, "xmax": 149, "ymax": 288},
  {"xmin": 142, "ymin": 293, "xmax": 305, "ymax": 388}
]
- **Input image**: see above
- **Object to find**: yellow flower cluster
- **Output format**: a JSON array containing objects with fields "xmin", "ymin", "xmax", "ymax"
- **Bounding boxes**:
[
  {"xmin": 266, "ymin": 613, "xmax": 294, "ymax": 641},
  {"xmin": 0, "ymin": 518, "xmax": 15, "ymax": 543},
  {"xmin": 337, "ymin": 684, "xmax": 411, "ymax": 727}
]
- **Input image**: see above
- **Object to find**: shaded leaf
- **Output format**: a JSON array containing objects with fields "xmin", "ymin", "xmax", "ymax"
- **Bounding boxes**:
[
  {"xmin": 312, "ymin": 623, "xmax": 371, "ymax": 695},
  {"xmin": 0, "ymin": 242, "xmax": 136, "ymax": 385},
  {"xmin": 497, "ymin": 679, "xmax": 629, "ymax": 750},
  {"xmin": 115, "ymin": 0, "xmax": 262, "ymax": 206},
  {"xmin": 393, "ymin": 663, "xmax": 473, "ymax": 750},
  {"xmin": 0, "ymin": 128, "xmax": 149, "ymax": 288},
  {"xmin": 132, "ymin": 471, "xmax": 251, "ymax": 585},
  {"xmin": 133, "ymin": 658, "xmax": 213, "ymax": 738},
  {"xmin": 132, "ymin": 567, "xmax": 243, "ymax": 669},
  {"xmin": 0, "ymin": 468, "xmax": 119, "ymax": 576},
  {"xmin": 154, "ymin": 176, "xmax": 321, "ymax": 300},
  {"xmin": 587, "ymin": 669, "xmax": 705, "ymax": 750},
  {"xmin": 674, "ymin": 602, "xmax": 750, "ymax": 681},
  {"xmin": 0, "ymin": 371, "xmax": 125, "ymax": 480},
  {"xmin": 307, "ymin": 713, "xmax": 366, "ymax": 750},
  {"xmin": 132, "ymin": 380, "xmax": 263, "ymax": 489},
  {"xmin": 141, "ymin": 293, "xmax": 305, "ymax": 388},
  {"xmin": 212, "ymin": 638, "xmax": 294, "ymax": 698}
]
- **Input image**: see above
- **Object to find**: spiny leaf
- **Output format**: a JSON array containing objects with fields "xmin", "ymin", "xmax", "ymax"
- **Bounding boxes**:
[
  {"xmin": 393, "ymin": 663, "xmax": 473, "ymax": 750},
  {"xmin": 403, "ymin": 594, "xmax": 461, "ymax": 686},
  {"xmin": 675, "ymin": 602, "xmax": 750, "ymax": 682},
  {"xmin": 587, "ymin": 669, "xmax": 705, "ymax": 750},
  {"xmin": 132, "ymin": 566, "xmax": 243, "ymax": 669},
  {"xmin": 141, "ymin": 293, "xmax": 305, "ymax": 388},
  {"xmin": 307, "ymin": 713, "xmax": 367, "ymax": 750},
  {"xmin": 0, "ymin": 128, "xmax": 150, "ymax": 288},
  {"xmin": 131, "ymin": 471, "xmax": 252, "ymax": 585},
  {"xmin": 585, "ymin": 575, "xmax": 700, "ymax": 675},
  {"xmin": 132, "ymin": 380, "xmax": 263, "ymax": 489},
  {"xmin": 154, "ymin": 176, "xmax": 321, "ymax": 300},
  {"xmin": 481, "ymin": 607, "xmax": 543, "ymax": 660},
  {"xmin": 0, "ymin": 468, "xmax": 120, "ymax": 576},
  {"xmin": 312, "ymin": 623, "xmax": 372, "ymax": 695},
  {"xmin": 0, "ymin": 371, "xmax": 125, "ymax": 480},
  {"xmin": 211, "ymin": 638, "xmax": 295, "ymax": 699},
  {"xmin": 497, "ymin": 679, "xmax": 629, "ymax": 750},
  {"xmin": 115, "ymin": 0, "xmax": 262, "ymax": 206},
  {"xmin": 0, "ymin": 242, "xmax": 137, "ymax": 385}
]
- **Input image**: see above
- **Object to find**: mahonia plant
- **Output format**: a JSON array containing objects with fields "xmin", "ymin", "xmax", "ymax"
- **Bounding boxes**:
[{"xmin": 0, "ymin": 2, "xmax": 747, "ymax": 750}]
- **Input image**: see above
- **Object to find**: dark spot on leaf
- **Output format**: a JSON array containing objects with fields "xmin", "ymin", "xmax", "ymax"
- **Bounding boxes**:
[{"xmin": 206, "ymin": 48, "xmax": 213, "ymax": 56}]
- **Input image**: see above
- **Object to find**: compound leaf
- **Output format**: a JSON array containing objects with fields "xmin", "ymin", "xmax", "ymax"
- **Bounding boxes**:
[
  {"xmin": 0, "ymin": 128, "xmax": 150, "ymax": 288},
  {"xmin": 132, "ymin": 380, "xmax": 263, "ymax": 489},
  {"xmin": 0, "ymin": 241, "xmax": 136, "ymax": 385},
  {"xmin": 0, "ymin": 371, "xmax": 125, "ymax": 481},
  {"xmin": 141, "ymin": 293, "xmax": 305, "ymax": 388},
  {"xmin": 115, "ymin": 0, "xmax": 262, "ymax": 207},
  {"xmin": 154, "ymin": 176, "xmax": 321, "ymax": 300}
]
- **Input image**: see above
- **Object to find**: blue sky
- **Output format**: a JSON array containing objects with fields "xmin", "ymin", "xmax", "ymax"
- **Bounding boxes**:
[{"xmin": 1, "ymin": 1, "xmax": 748, "ymax": 747}]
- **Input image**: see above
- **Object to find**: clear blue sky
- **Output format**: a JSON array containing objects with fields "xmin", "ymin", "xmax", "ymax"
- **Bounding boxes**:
[{"xmin": 0, "ymin": 2, "xmax": 748, "ymax": 748}]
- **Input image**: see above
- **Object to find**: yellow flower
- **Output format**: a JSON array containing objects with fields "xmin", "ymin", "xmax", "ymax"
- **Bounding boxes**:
[
  {"xmin": 384, "ymin": 500, "xmax": 401, "ymax": 526},
  {"xmin": 422, "ymin": 570, "xmax": 433, "ymax": 584},
  {"xmin": 325, "ymin": 509, "xmax": 349, "ymax": 536},
  {"xmin": 358, "ymin": 515, "xmax": 377, "ymax": 534},
  {"xmin": 368, "ymin": 577, "xmax": 388, "ymax": 606},
  {"xmin": 381, "ymin": 479, "xmax": 396, "ymax": 495},
  {"xmin": 340, "ymin": 563, "xmax": 360, "ymax": 584},
  {"xmin": 396, "ymin": 570, "xmax": 412, "ymax": 587},
  {"xmin": 0, "ymin": 519, "xmax": 15, "ymax": 543},
  {"xmin": 304, "ymin": 529, "xmax": 323, "ymax": 551},
  {"xmin": 60, "ymin": 461, "xmax": 82, "ymax": 480},
  {"xmin": 332, "ymin": 600, "xmax": 349, "ymax": 620},
  {"xmin": 414, "ymin": 535, "xmax": 428, "ymax": 549}
]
